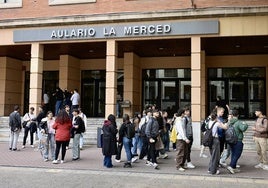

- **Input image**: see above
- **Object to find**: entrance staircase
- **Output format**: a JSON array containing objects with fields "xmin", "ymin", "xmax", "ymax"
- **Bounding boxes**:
[
  {"xmin": 0, "ymin": 117, "xmax": 104, "ymax": 146},
  {"xmin": 0, "ymin": 117, "xmax": 264, "ymax": 151}
]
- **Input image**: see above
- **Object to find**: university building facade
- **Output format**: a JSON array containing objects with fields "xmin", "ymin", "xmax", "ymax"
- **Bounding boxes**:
[{"xmin": 1, "ymin": 0, "xmax": 268, "ymax": 147}]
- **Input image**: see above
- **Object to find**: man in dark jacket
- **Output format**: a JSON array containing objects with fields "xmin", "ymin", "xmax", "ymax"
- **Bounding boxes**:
[
  {"xmin": 145, "ymin": 109, "xmax": 159, "ymax": 169},
  {"xmin": 9, "ymin": 105, "xmax": 21, "ymax": 151}
]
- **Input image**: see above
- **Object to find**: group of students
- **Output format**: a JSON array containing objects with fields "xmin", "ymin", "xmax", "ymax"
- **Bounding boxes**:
[
  {"xmin": 101, "ymin": 105, "xmax": 193, "ymax": 170},
  {"xmin": 8, "ymin": 104, "xmax": 86, "ymax": 164},
  {"xmin": 101, "ymin": 104, "xmax": 268, "ymax": 174}
]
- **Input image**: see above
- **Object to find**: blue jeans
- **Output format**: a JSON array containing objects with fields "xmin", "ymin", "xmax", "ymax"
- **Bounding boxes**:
[
  {"xmin": 103, "ymin": 155, "xmax": 113, "ymax": 168},
  {"xmin": 230, "ymin": 141, "xmax": 244, "ymax": 168},
  {"xmin": 123, "ymin": 137, "xmax": 132, "ymax": 162},
  {"xmin": 44, "ymin": 133, "xmax": 55, "ymax": 160},
  {"xmin": 131, "ymin": 134, "xmax": 142, "ymax": 155},
  {"xmin": 55, "ymin": 100, "xmax": 63, "ymax": 116}
]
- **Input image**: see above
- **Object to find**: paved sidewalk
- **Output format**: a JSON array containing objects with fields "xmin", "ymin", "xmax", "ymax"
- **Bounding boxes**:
[{"xmin": 0, "ymin": 142, "xmax": 267, "ymax": 180}]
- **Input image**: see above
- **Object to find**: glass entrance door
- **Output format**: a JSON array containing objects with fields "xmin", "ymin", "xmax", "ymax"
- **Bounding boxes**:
[
  {"xmin": 143, "ymin": 80, "xmax": 191, "ymax": 116},
  {"xmin": 208, "ymin": 78, "xmax": 265, "ymax": 119},
  {"xmin": 81, "ymin": 80, "xmax": 105, "ymax": 117}
]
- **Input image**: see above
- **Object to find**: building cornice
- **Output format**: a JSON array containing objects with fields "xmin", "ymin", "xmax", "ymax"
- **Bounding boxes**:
[{"xmin": 1, "ymin": 6, "xmax": 268, "ymax": 29}]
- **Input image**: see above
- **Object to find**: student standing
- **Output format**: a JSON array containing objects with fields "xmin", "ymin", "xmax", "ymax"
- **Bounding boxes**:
[
  {"xmin": 9, "ymin": 105, "xmax": 22, "ymax": 151},
  {"xmin": 102, "ymin": 114, "xmax": 118, "ymax": 168},
  {"xmin": 52, "ymin": 110, "xmax": 72, "ymax": 164},
  {"xmin": 253, "ymin": 107, "xmax": 268, "ymax": 171},
  {"xmin": 22, "ymin": 107, "xmax": 36, "ymax": 148}
]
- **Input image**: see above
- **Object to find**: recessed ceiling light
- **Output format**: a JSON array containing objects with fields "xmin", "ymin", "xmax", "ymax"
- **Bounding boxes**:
[
  {"xmin": 89, "ymin": 50, "xmax": 94, "ymax": 53},
  {"xmin": 235, "ymin": 45, "xmax": 240, "ymax": 48},
  {"xmin": 158, "ymin": 47, "xmax": 164, "ymax": 50}
]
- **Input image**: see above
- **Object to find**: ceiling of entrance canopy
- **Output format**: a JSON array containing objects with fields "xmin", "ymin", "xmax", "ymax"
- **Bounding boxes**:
[{"xmin": 0, "ymin": 36, "xmax": 267, "ymax": 61}]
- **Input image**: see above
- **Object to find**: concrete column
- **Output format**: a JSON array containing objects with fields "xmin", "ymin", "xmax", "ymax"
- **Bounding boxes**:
[
  {"xmin": 0, "ymin": 57, "xmax": 23, "ymax": 115},
  {"xmin": 59, "ymin": 55, "xmax": 81, "ymax": 92},
  {"xmin": 105, "ymin": 40, "xmax": 118, "ymax": 118},
  {"xmin": 191, "ymin": 37, "xmax": 205, "ymax": 149},
  {"xmin": 29, "ymin": 43, "xmax": 44, "ymax": 115},
  {"xmin": 123, "ymin": 52, "xmax": 141, "ymax": 117}
]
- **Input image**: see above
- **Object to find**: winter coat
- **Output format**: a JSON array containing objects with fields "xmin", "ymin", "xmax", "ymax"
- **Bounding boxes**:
[
  {"xmin": 53, "ymin": 121, "xmax": 72, "ymax": 141},
  {"xmin": 229, "ymin": 117, "xmax": 248, "ymax": 141},
  {"xmin": 102, "ymin": 120, "xmax": 118, "ymax": 156}
]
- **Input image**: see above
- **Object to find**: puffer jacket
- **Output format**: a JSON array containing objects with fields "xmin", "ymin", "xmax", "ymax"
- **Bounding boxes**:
[{"xmin": 229, "ymin": 117, "xmax": 248, "ymax": 141}]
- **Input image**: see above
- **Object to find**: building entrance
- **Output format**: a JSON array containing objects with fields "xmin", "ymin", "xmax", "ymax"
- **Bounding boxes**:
[
  {"xmin": 143, "ymin": 69, "xmax": 191, "ymax": 117},
  {"xmin": 208, "ymin": 68, "xmax": 266, "ymax": 119}
]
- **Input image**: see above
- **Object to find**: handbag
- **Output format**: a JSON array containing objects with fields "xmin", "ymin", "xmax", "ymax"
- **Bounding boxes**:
[
  {"xmin": 155, "ymin": 135, "xmax": 164, "ymax": 150},
  {"xmin": 22, "ymin": 121, "xmax": 28, "ymax": 128}
]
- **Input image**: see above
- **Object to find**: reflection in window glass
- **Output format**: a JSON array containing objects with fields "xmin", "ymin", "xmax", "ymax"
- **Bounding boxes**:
[
  {"xmin": 143, "ymin": 69, "xmax": 190, "ymax": 79},
  {"xmin": 209, "ymin": 68, "xmax": 265, "ymax": 78}
]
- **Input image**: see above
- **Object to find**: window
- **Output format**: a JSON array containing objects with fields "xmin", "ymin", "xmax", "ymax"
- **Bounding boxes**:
[
  {"xmin": 0, "ymin": 0, "xmax": 22, "ymax": 8},
  {"xmin": 49, "ymin": 0, "xmax": 96, "ymax": 6}
]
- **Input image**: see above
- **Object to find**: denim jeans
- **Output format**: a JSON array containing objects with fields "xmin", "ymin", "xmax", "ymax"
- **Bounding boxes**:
[
  {"xmin": 103, "ymin": 155, "xmax": 113, "ymax": 168},
  {"xmin": 131, "ymin": 134, "xmax": 142, "ymax": 155},
  {"xmin": 79, "ymin": 133, "xmax": 84, "ymax": 148},
  {"xmin": 72, "ymin": 134, "xmax": 80, "ymax": 159},
  {"xmin": 55, "ymin": 100, "xmax": 63, "ymax": 116},
  {"xmin": 230, "ymin": 141, "xmax": 243, "ymax": 168},
  {"xmin": 123, "ymin": 136, "xmax": 132, "ymax": 162},
  {"xmin": 44, "ymin": 133, "xmax": 55, "ymax": 160},
  {"xmin": 9, "ymin": 130, "xmax": 20, "ymax": 149}
]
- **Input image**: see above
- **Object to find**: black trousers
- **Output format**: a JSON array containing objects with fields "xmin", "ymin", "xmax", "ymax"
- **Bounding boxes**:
[
  {"xmin": 139, "ymin": 136, "xmax": 148, "ymax": 160},
  {"xmin": 23, "ymin": 126, "xmax": 34, "ymax": 146},
  {"xmin": 55, "ymin": 141, "xmax": 68, "ymax": 161}
]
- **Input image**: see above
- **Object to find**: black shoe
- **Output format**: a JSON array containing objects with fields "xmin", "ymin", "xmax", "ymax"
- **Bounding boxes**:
[
  {"xmin": 12, "ymin": 148, "xmax": 17, "ymax": 151},
  {"xmin": 72, "ymin": 157, "xmax": 80, "ymax": 161},
  {"xmin": 124, "ymin": 162, "xmax": 132, "ymax": 168}
]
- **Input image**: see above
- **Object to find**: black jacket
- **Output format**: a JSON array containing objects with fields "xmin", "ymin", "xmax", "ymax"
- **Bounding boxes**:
[
  {"xmin": 102, "ymin": 120, "xmax": 118, "ymax": 156},
  {"xmin": 9, "ymin": 111, "xmax": 21, "ymax": 131}
]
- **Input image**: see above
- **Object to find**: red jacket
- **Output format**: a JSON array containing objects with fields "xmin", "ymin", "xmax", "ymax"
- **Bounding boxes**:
[{"xmin": 53, "ymin": 121, "xmax": 72, "ymax": 141}]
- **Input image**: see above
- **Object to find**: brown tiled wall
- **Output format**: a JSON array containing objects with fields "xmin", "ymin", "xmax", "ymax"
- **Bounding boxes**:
[{"xmin": 0, "ymin": 0, "xmax": 268, "ymax": 20}]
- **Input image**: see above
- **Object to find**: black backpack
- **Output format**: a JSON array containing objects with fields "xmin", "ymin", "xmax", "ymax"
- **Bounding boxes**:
[
  {"xmin": 126, "ymin": 122, "xmax": 135, "ymax": 139},
  {"xmin": 202, "ymin": 121, "xmax": 216, "ymax": 147},
  {"xmin": 225, "ymin": 124, "xmax": 238, "ymax": 145}
]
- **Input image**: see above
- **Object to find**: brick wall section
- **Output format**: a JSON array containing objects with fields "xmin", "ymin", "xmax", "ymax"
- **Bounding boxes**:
[{"xmin": 0, "ymin": 0, "xmax": 268, "ymax": 20}]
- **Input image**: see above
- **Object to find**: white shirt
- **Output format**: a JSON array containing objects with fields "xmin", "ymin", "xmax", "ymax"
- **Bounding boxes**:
[
  {"xmin": 208, "ymin": 120, "xmax": 220, "ymax": 137},
  {"xmin": 23, "ymin": 112, "xmax": 36, "ymax": 121},
  {"xmin": 175, "ymin": 116, "xmax": 187, "ymax": 141},
  {"xmin": 71, "ymin": 92, "xmax": 80, "ymax": 105},
  {"xmin": 43, "ymin": 94, "xmax": 49, "ymax": 104}
]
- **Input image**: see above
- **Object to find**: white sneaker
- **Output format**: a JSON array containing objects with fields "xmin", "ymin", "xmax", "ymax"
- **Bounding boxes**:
[
  {"xmin": 159, "ymin": 153, "xmax": 168, "ymax": 159},
  {"xmin": 187, "ymin": 162, "xmax": 195, "ymax": 169},
  {"xmin": 52, "ymin": 160, "xmax": 58, "ymax": 164},
  {"xmin": 31, "ymin": 145, "xmax": 34, "ymax": 148},
  {"xmin": 153, "ymin": 163, "xmax": 159, "ymax": 169},
  {"xmin": 146, "ymin": 161, "xmax": 153, "ymax": 166},
  {"xmin": 227, "ymin": 166, "xmax": 235, "ymax": 174},
  {"xmin": 22, "ymin": 145, "xmax": 25, "ymax": 149},
  {"xmin": 115, "ymin": 159, "xmax": 121, "ymax": 163},
  {"xmin": 131, "ymin": 157, "xmax": 138, "ymax": 163},
  {"xmin": 236, "ymin": 164, "xmax": 240, "ymax": 168},
  {"xmin": 60, "ymin": 160, "xmax": 64, "ymax": 164},
  {"xmin": 199, "ymin": 153, "xmax": 208, "ymax": 158},
  {"xmin": 44, "ymin": 158, "xmax": 48, "ymax": 162},
  {"xmin": 178, "ymin": 167, "xmax": 185, "ymax": 172},
  {"xmin": 216, "ymin": 170, "xmax": 220, "ymax": 175},
  {"xmin": 262, "ymin": 165, "xmax": 268, "ymax": 170},
  {"xmin": 220, "ymin": 161, "xmax": 227, "ymax": 167},
  {"xmin": 254, "ymin": 163, "xmax": 264, "ymax": 169}
]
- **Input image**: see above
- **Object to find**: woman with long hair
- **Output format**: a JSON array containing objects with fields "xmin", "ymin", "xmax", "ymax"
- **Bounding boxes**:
[
  {"xmin": 52, "ymin": 110, "xmax": 72, "ymax": 164},
  {"xmin": 102, "ymin": 114, "xmax": 118, "ymax": 168}
]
